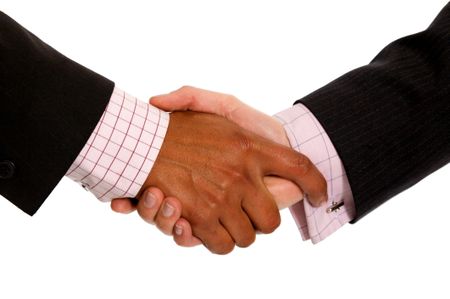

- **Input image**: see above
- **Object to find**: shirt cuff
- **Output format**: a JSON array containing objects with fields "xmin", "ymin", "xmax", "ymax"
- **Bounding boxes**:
[
  {"xmin": 65, "ymin": 87, "xmax": 170, "ymax": 202},
  {"xmin": 274, "ymin": 104, "xmax": 355, "ymax": 244}
]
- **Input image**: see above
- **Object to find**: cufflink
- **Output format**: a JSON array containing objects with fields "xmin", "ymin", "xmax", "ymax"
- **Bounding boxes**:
[
  {"xmin": 326, "ymin": 200, "xmax": 344, "ymax": 213},
  {"xmin": 81, "ymin": 182, "xmax": 90, "ymax": 191}
]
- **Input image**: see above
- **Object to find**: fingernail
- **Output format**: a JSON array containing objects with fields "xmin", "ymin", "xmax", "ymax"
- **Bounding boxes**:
[
  {"xmin": 174, "ymin": 224, "xmax": 183, "ymax": 236},
  {"xmin": 144, "ymin": 192, "xmax": 157, "ymax": 209},
  {"xmin": 162, "ymin": 202, "xmax": 175, "ymax": 217}
]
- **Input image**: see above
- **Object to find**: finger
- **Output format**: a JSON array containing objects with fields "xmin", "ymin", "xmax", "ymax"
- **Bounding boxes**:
[
  {"xmin": 136, "ymin": 187, "xmax": 165, "ymax": 224},
  {"xmin": 258, "ymin": 142, "xmax": 327, "ymax": 207},
  {"xmin": 111, "ymin": 198, "xmax": 137, "ymax": 214},
  {"xmin": 173, "ymin": 218, "xmax": 202, "ymax": 247},
  {"xmin": 151, "ymin": 87, "xmax": 290, "ymax": 147},
  {"xmin": 263, "ymin": 176, "xmax": 304, "ymax": 209},
  {"xmin": 194, "ymin": 223, "xmax": 235, "ymax": 255},
  {"xmin": 241, "ymin": 181, "xmax": 281, "ymax": 234},
  {"xmin": 154, "ymin": 197, "xmax": 182, "ymax": 235},
  {"xmin": 150, "ymin": 86, "xmax": 242, "ymax": 118},
  {"xmin": 219, "ymin": 208, "xmax": 256, "ymax": 248}
]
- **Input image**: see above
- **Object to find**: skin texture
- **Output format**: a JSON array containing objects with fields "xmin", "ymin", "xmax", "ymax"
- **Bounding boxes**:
[{"xmin": 112, "ymin": 87, "xmax": 327, "ymax": 252}]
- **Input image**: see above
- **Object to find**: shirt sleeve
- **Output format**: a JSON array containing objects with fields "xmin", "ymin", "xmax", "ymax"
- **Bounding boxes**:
[
  {"xmin": 274, "ymin": 104, "xmax": 355, "ymax": 244},
  {"xmin": 65, "ymin": 87, "xmax": 170, "ymax": 202}
]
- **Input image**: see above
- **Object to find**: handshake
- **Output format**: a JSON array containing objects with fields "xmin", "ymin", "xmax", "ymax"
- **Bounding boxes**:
[
  {"xmin": 109, "ymin": 86, "xmax": 328, "ymax": 254},
  {"xmin": 3, "ymin": 4, "xmax": 448, "ymax": 257}
]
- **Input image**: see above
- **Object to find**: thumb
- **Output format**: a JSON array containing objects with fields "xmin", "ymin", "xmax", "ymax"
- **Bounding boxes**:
[
  {"xmin": 149, "ymin": 86, "xmax": 240, "ymax": 117},
  {"xmin": 264, "ymin": 176, "xmax": 304, "ymax": 209},
  {"xmin": 150, "ymin": 91, "xmax": 194, "ymax": 112},
  {"xmin": 150, "ymin": 86, "xmax": 288, "ymax": 145},
  {"xmin": 111, "ymin": 197, "xmax": 138, "ymax": 214}
]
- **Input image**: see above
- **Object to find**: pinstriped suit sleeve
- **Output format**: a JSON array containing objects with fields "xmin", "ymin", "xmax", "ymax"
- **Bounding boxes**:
[{"xmin": 297, "ymin": 3, "xmax": 450, "ymax": 222}]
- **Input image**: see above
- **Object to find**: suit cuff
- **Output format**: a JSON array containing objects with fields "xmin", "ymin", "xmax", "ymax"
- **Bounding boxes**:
[
  {"xmin": 65, "ymin": 87, "xmax": 169, "ymax": 201},
  {"xmin": 274, "ymin": 104, "xmax": 355, "ymax": 244}
]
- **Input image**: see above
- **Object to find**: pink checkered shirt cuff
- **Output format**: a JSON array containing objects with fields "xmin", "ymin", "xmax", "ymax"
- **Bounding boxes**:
[
  {"xmin": 274, "ymin": 104, "xmax": 356, "ymax": 244},
  {"xmin": 66, "ymin": 87, "xmax": 170, "ymax": 202}
]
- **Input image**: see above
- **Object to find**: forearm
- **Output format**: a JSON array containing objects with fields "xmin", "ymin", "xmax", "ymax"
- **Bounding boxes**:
[
  {"xmin": 0, "ymin": 11, "xmax": 113, "ymax": 214},
  {"xmin": 275, "ymin": 104, "xmax": 355, "ymax": 243},
  {"xmin": 297, "ymin": 3, "xmax": 450, "ymax": 221}
]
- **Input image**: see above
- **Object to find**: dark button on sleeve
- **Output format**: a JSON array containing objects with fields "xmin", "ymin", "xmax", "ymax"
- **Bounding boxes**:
[{"xmin": 0, "ymin": 160, "xmax": 16, "ymax": 179}]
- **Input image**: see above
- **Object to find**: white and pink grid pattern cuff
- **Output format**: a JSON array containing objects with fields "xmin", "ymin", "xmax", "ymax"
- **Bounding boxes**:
[
  {"xmin": 275, "ymin": 104, "xmax": 356, "ymax": 244},
  {"xmin": 66, "ymin": 87, "xmax": 169, "ymax": 202}
]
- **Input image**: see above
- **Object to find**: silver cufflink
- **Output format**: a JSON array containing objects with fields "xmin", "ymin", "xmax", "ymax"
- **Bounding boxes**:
[
  {"xmin": 326, "ymin": 200, "xmax": 344, "ymax": 213},
  {"xmin": 81, "ymin": 182, "xmax": 90, "ymax": 191}
]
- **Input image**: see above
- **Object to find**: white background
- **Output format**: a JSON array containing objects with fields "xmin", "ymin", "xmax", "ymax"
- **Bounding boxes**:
[{"xmin": 1, "ymin": 1, "xmax": 449, "ymax": 298}]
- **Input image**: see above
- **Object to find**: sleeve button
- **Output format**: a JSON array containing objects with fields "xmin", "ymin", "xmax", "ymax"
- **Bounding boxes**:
[{"xmin": 0, "ymin": 160, "xmax": 16, "ymax": 179}]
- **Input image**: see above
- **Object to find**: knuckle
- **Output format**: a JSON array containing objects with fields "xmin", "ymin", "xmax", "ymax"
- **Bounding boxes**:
[
  {"xmin": 145, "ymin": 217, "xmax": 156, "ymax": 225},
  {"xmin": 214, "ymin": 174, "xmax": 244, "ymax": 197},
  {"xmin": 155, "ymin": 219, "xmax": 172, "ymax": 235},
  {"xmin": 236, "ymin": 232, "xmax": 256, "ymax": 248},
  {"xmin": 155, "ymin": 223, "xmax": 171, "ymax": 235},
  {"xmin": 137, "ymin": 208, "xmax": 156, "ymax": 225},
  {"xmin": 226, "ymin": 95, "xmax": 239, "ymax": 106},
  {"xmin": 259, "ymin": 211, "xmax": 281, "ymax": 234},
  {"xmin": 212, "ymin": 190, "xmax": 227, "ymax": 205},
  {"xmin": 294, "ymin": 154, "xmax": 311, "ymax": 175},
  {"xmin": 223, "ymin": 171, "xmax": 245, "ymax": 189},
  {"xmin": 174, "ymin": 236, "xmax": 188, "ymax": 247},
  {"xmin": 232, "ymin": 132, "xmax": 254, "ymax": 153},
  {"xmin": 192, "ymin": 208, "xmax": 216, "ymax": 227},
  {"xmin": 212, "ymin": 241, "xmax": 235, "ymax": 255},
  {"xmin": 229, "ymin": 95, "xmax": 239, "ymax": 102},
  {"xmin": 176, "ymin": 86, "xmax": 197, "ymax": 106},
  {"xmin": 178, "ymin": 85, "xmax": 194, "ymax": 93},
  {"xmin": 223, "ymin": 95, "xmax": 241, "ymax": 119}
]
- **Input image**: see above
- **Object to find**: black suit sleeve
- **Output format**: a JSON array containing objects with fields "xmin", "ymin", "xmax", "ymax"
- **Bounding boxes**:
[
  {"xmin": 297, "ymin": 3, "xmax": 450, "ymax": 222},
  {"xmin": 0, "ymin": 12, "xmax": 114, "ymax": 215}
]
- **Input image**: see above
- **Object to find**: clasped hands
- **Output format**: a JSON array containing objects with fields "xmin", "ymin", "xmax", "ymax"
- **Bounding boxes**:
[{"xmin": 112, "ymin": 87, "xmax": 327, "ymax": 254}]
